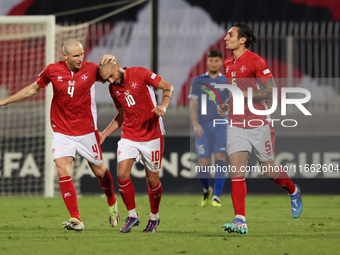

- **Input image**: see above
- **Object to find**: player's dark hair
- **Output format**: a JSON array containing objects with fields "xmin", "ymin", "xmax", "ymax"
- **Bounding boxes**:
[
  {"xmin": 234, "ymin": 23, "xmax": 257, "ymax": 48},
  {"xmin": 207, "ymin": 49, "xmax": 222, "ymax": 59}
]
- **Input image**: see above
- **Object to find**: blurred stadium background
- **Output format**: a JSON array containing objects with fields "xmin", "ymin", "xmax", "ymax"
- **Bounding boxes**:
[{"xmin": 0, "ymin": 0, "xmax": 340, "ymax": 196}]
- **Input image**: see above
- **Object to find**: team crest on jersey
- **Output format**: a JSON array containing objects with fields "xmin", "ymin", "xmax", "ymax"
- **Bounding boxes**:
[
  {"xmin": 68, "ymin": 80, "xmax": 76, "ymax": 86},
  {"xmin": 131, "ymin": 82, "xmax": 137, "ymax": 88},
  {"xmin": 240, "ymin": 65, "xmax": 246, "ymax": 72},
  {"xmin": 231, "ymin": 71, "xmax": 236, "ymax": 77},
  {"xmin": 57, "ymin": 76, "xmax": 63, "ymax": 81},
  {"xmin": 124, "ymin": 90, "xmax": 129, "ymax": 96},
  {"xmin": 81, "ymin": 74, "xmax": 88, "ymax": 81}
]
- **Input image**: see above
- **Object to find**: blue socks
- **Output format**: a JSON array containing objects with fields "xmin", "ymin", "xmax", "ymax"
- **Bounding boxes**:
[{"xmin": 213, "ymin": 160, "xmax": 226, "ymax": 197}]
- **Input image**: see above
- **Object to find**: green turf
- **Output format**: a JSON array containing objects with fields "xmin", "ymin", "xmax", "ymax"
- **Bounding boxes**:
[{"xmin": 0, "ymin": 194, "xmax": 339, "ymax": 255}]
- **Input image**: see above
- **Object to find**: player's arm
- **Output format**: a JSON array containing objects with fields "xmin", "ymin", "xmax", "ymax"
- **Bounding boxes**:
[
  {"xmin": 189, "ymin": 98, "xmax": 204, "ymax": 138},
  {"xmin": 99, "ymin": 107, "xmax": 124, "ymax": 145},
  {"xmin": 244, "ymin": 78, "xmax": 276, "ymax": 100},
  {"xmin": 152, "ymin": 79, "xmax": 174, "ymax": 116},
  {"xmin": 0, "ymin": 82, "xmax": 41, "ymax": 106}
]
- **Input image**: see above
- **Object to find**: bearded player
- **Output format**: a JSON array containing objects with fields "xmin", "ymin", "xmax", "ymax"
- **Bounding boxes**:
[{"xmin": 99, "ymin": 58, "xmax": 174, "ymax": 233}]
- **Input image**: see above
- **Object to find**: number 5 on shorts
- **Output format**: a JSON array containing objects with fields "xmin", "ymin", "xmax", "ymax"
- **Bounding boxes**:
[{"xmin": 265, "ymin": 140, "xmax": 271, "ymax": 152}]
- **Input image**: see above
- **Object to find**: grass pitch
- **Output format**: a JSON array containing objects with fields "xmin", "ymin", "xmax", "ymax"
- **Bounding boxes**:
[{"xmin": 0, "ymin": 194, "xmax": 339, "ymax": 255}]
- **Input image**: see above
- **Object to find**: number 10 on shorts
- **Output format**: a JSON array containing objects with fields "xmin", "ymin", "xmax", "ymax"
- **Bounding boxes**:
[{"xmin": 151, "ymin": 150, "xmax": 160, "ymax": 162}]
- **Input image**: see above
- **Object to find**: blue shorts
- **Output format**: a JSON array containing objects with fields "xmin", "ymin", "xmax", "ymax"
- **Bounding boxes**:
[{"xmin": 196, "ymin": 120, "xmax": 227, "ymax": 159}]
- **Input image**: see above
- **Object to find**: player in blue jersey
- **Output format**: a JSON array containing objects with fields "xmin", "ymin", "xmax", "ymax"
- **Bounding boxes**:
[{"xmin": 189, "ymin": 49, "xmax": 229, "ymax": 207}]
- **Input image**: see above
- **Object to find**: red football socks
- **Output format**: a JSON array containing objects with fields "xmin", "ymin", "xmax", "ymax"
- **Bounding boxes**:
[
  {"xmin": 59, "ymin": 176, "xmax": 81, "ymax": 221},
  {"xmin": 118, "ymin": 178, "xmax": 136, "ymax": 210},
  {"xmin": 271, "ymin": 167, "xmax": 296, "ymax": 194},
  {"xmin": 148, "ymin": 180, "xmax": 163, "ymax": 214},
  {"xmin": 98, "ymin": 169, "xmax": 117, "ymax": 207},
  {"xmin": 231, "ymin": 177, "xmax": 247, "ymax": 217}
]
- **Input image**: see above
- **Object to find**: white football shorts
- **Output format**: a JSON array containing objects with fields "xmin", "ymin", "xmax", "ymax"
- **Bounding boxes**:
[
  {"xmin": 227, "ymin": 125, "xmax": 275, "ymax": 163},
  {"xmin": 117, "ymin": 137, "xmax": 164, "ymax": 173},
  {"xmin": 52, "ymin": 131, "xmax": 103, "ymax": 165}
]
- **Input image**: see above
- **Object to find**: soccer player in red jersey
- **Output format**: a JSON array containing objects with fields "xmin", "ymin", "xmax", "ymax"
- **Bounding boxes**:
[
  {"xmin": 98, "ymin": 58, "xmax": 174, "ymax": 233},
  {"xmin": 217, "ymin": 24, "xmax": 303, "ymax": 234},
  {"xmin": 0, "ymin": 39, "xmax": 119, "ymax": 231}
]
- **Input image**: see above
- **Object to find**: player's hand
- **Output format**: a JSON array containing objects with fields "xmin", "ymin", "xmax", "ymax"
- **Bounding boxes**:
[
  {"xmin": 0, "ymin": 100, "xmax": 7, "ymax": 106},
  {"xmin": 152, "ymin": 105, "xmax": 167, "ymax": 116},
  {"xmin": 98, "ymin": 132, "xmax": 106, "ymax": 145},
  {"xmin": 193, "ymin": 124, "xmax": 204, "ymax": 138},
  {"xmin": 217, "ymin": 103, "xmax": 229, "ymax": 116},
  {"xmin": 99, "ymin": 55, "xmax": 116, "ymax": 65}
]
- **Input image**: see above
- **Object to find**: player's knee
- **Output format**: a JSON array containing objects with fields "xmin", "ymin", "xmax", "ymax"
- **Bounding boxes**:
[
  {"xmin": 146, "ymin": 174, "xmax": 159, "ymax": 187},
  {"xmin": 263, "ymin": 171, "xmax": 277, "ymax": 179},
  {"xmin": 91, "ymin": 165, "xmax": 106, "ymax": 179},
  {"xmin": 93, "ymin": 169, "xmax": 105, "ymax": 179},
  {"xmin": 118, "ymin": 169, "xmax": 130, "ymax": 180},
  {"xmin": 57, "ymin": 167, "xmax": 71, "ymax": 178}
]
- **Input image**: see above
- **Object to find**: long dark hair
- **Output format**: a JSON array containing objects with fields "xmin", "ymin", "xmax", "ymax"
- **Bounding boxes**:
[{"xmin": 234, "ymin": 23, "xmax": 257, "ymax": 48}]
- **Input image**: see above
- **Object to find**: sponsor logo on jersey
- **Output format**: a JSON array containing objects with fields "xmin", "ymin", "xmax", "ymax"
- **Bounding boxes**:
[
  {"xmin": 68, "ymin": 80, "xmax": 76, "ymax": 86},
  {"xmin": 231, "ymin": 71, "xmax": 236, "ymax": 77},
  {"xmin": 124, "ymin": 90, "xmax": 129, "ymax": 95},
  {"xmin": 151, "ymin": 73, "xmax": 156, "ymax": 79},
  {"xmin": 263, "ymin": 69, "xmax": 271, "ymax": 75},
  {"xmin": 225, "ymin": 67, "xmax": 229, "ymax": 73},
  {"xmin": 57, "ymin": 76, "xmax": 63, "ymax": 81}
]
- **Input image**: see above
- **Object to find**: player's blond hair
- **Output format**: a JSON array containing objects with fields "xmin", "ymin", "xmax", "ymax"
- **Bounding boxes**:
[{"xmin": 63, "ymin": 38, "xmax": 83, "ymax": 54}]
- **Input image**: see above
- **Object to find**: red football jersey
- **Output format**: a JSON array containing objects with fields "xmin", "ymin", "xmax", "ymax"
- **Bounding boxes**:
[
  {"xmin": 109, "ymin": 67, "xmax": 164, "ymax": 142},
  {"xmin": 36, "ymin": 61, "xmax": 102, "ymax": 136},
  {"xmin": 224, "ymin": 50, "xmax": 274, "ymax": 128}
]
